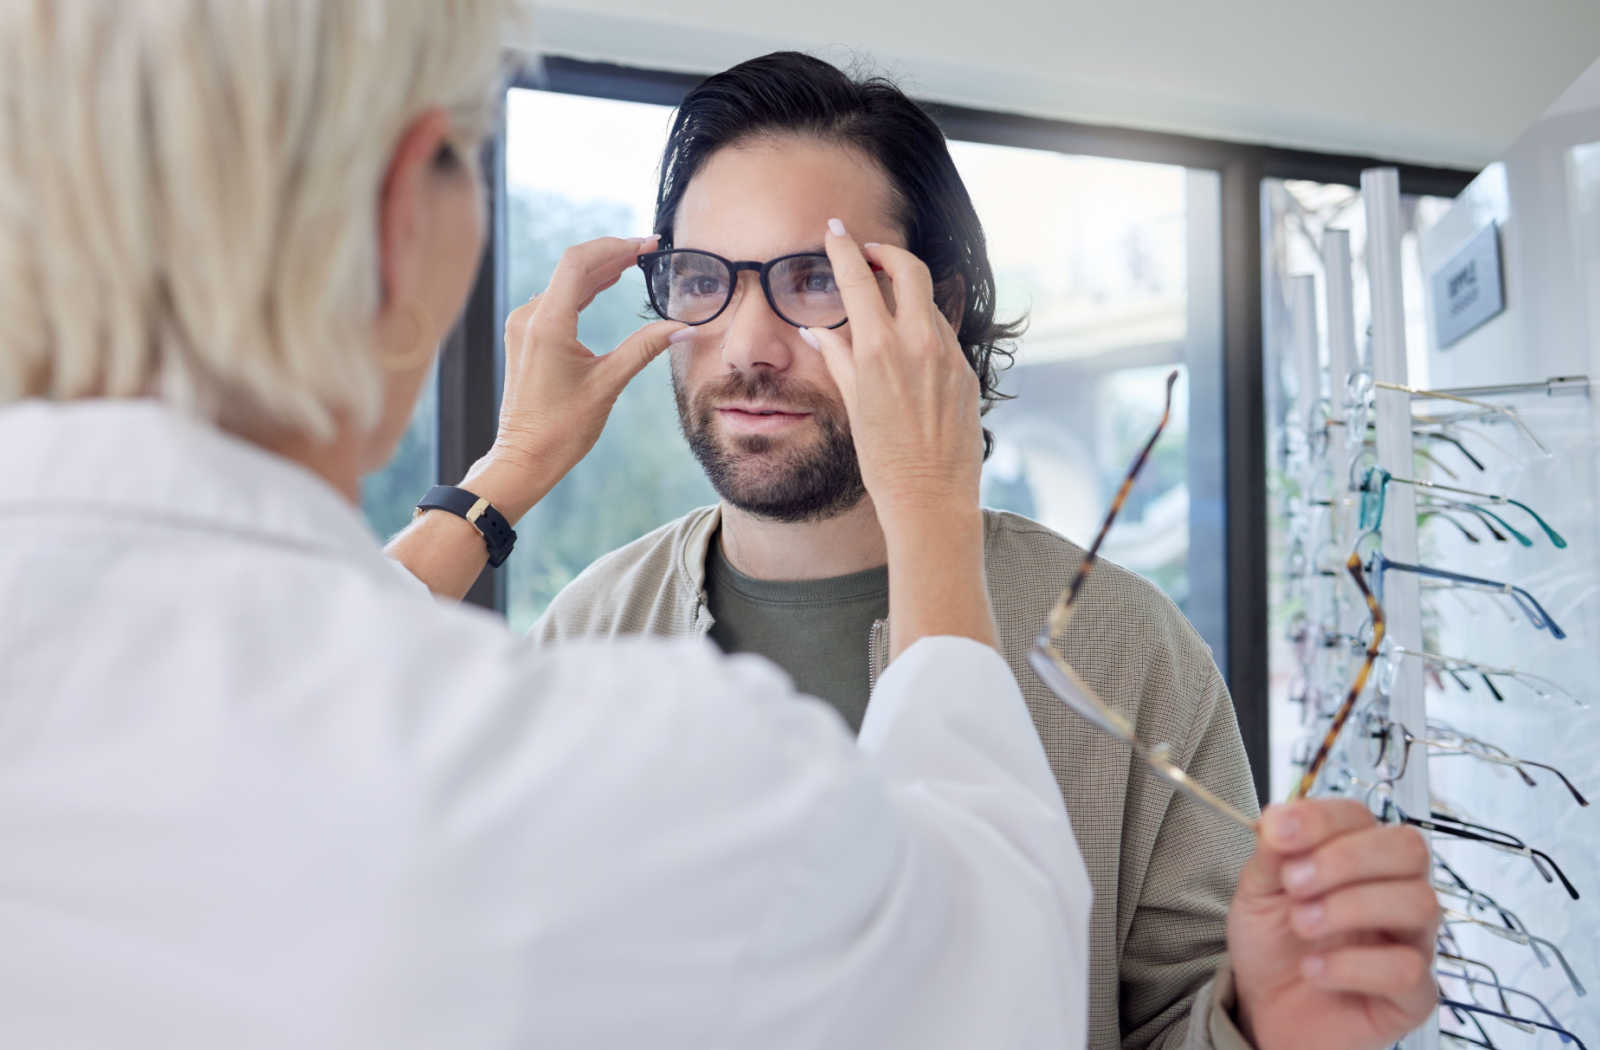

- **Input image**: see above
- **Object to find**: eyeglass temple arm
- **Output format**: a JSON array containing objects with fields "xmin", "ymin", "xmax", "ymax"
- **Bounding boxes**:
[
  {"xmin": 1434, "ymin": 955, "xmax": 1516, "ymax": 1018},
  {"xmin": 1374, "ymin": 380, "xmax": 1551, "ymax": 455},
  {"xmin": 1385, "ymin": 474, "xmax": 1565, "ymax": 547},
  {"xmin": 1422, "ymin": 432, "xmax": 1487, "ymax": 471},
  {"xmin": 1442, "ymin": 912, "xmax": 1587, "ymax": 997},
  {"xmin": 1289, "ymin": 556, "xmax": 1384, "ymax": 802},
  {"xmin": 1512, "ymin": 758, "xmax": 1589, "ymax": 807},
  {"xmin": 1421, "ymin": 509, "xmax": 1481, "ymax": 543},
  {"xmin": 1029, "ymin": 643, "xmax": 1257, "ymax": 833},
  {"xmin": 1377, "ymin": 557, "xmax": 1565, "ymax": 638},
  {"xmin": 1047, "ymin": 370, "xmax": 1178, "ymax": 637},
  {"xmin": 1437, "ymin": 998, "xmax": 1588, "ymax": 1046},
  {"xmin": 1429, "ymin": 811, "xmax": 1580, "ymax": 899},
  {"xmin": 1438, "ymin": 969, "xmax": 1565, "ymax": 1032}
]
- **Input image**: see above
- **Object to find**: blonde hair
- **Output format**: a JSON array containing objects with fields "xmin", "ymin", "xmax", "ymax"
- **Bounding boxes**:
[{"xmin": 0, "ymin": 0, "xmax": 523, "ymax": 439}]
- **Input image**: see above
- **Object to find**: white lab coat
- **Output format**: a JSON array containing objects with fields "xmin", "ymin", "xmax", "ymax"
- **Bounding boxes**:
[{"xmin": 0, "ymin": 400, "xmax": 1090, "ymax": 1050}]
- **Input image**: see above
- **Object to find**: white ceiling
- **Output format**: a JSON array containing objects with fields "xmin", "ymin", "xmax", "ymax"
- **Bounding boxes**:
[{"xmin": 526, "ymin": 0, "xmax": 1600, "ymax": 171}]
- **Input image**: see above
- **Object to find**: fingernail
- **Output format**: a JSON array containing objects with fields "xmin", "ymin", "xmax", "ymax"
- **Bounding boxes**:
[
  {"xmin": 1283, "ymin": 860, "xmax": 1315, "ymax": 891},
  {"xmin": 1300, "ymin": 955, "xmax": 1325, "ymax": 979},
  {"xmin": 1266, "ymin": 805, "xmax": 1303, "ymax": 847},
  {"xmin": 1293, "ymin": 903, "xmax": 1324, "ymax": 932},
  {"xmin": 636, "ymin": 234, "xmax": 659, "ymax": 249},
  {"xmin": 667, "ymin": 327, "xmax": 696, "ymax": 345},
  {"xmin": 827, "ymin": 218, "xmax": 847, "ymax": 237},
  {"xmin": 864, "ymin": 241, "xmax": 881, "ymax": 249},
  {"xmin": 796, "ymin": 327, "xmax": 821, "ymax": 349}
]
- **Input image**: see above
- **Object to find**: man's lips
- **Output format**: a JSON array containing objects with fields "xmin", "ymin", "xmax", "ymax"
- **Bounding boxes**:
[
  {"xmin": 717, "ymin": 405, "xmax": 811, "ymax": 417},
  {"xmin": 716, "ymin": 405, "xmax": 813, "ymax": 432}
]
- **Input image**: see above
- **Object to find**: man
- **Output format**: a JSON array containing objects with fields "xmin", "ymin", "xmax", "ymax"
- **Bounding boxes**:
[{"xmin": 398, "ymin": 52, "xmax": 1440, "ymax": 1050}]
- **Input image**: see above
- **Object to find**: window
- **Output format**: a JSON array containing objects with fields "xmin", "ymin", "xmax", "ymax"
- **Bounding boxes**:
[
  {"xmin": 503, "ymin": 90, "xmax": 714, "ymax": 632},
  {"xmin": 950, "ymin": 144, "xmax": 1222, "ymax": 633}
]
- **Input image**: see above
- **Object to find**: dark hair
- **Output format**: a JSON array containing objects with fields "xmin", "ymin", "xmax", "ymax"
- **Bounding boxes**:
[{"xmin": 653, "ymin": 51, "xmax": 1023, "ymax": 457}]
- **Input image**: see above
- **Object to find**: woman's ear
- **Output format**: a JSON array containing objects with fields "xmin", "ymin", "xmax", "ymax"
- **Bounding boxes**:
[
  {"xmin": 377, "ymin": 108, "xmax": 453, "ymax": 306},
  {"xmin": 934, "ymin": 274, "xmax": 967, "ymax": 334}
]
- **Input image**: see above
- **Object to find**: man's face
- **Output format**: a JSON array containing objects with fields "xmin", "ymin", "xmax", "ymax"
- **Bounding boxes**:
[{"xmin": 667, "ymin": 136, "xmax": 905, "ymax": 523}]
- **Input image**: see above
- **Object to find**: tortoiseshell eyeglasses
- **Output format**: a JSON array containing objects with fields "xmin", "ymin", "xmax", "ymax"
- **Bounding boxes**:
[
  {"xmin": 1287, "ymin": 553, "xmax": 1385, "ymax": 801},
  {"xmin": 1027, "ymin": 371, "xmax": 1260, "ymax": 830}
]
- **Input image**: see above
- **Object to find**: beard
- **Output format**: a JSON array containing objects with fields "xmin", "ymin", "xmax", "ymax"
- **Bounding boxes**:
[{"xmin": 672, "ymin": 366, "xmax": 866, "ymax": 524}]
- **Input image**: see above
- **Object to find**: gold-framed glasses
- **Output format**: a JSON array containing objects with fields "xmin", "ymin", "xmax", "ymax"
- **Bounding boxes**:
[{"xmin": 1028, "ymin": 370, "xmax": 1258, "ymax": 832}]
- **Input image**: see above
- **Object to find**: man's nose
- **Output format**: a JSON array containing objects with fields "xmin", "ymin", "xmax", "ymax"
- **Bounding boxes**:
[{"xmin": 720, "ymin": 274, "xmax": 798, "ymax": 375}]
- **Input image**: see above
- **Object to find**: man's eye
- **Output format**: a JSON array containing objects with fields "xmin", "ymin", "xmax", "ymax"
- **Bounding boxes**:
[{"xmin": 675, "ymin": 275, "xmax": 726, "ymax": 298}]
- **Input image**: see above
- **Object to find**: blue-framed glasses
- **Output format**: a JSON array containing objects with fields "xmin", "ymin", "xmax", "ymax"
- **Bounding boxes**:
[
  {"xmin": 1356, "ymin": 464, "xmax": 1566, "ymax": 548},
  {"xmin": 1356, "ymin": 534, "xmax": 1567, "ymax": 640},
  {"xmin": 1439, "ymin": 997, "xmax": 1588, "ymax": 1048},
  {"xmin": 1436, "ymin": 970, "xmax": 1567, "ymax": 1036}
]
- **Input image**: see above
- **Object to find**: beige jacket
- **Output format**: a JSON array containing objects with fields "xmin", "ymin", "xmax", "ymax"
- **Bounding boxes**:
[{"xmin": 534, "ymin": 506, "xmax": 1261, "ymax": 1050}]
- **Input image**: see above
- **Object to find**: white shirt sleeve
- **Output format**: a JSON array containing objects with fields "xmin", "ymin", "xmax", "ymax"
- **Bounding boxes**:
[{"xmin": 726, "ymin": 636, "xmax": 1092, "ymax": 1048}]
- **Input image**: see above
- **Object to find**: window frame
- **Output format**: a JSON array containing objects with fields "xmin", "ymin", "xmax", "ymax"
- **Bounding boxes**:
[{"xmin": 433, "ymin": 54, "xmax": 1475, "ymax": 801}]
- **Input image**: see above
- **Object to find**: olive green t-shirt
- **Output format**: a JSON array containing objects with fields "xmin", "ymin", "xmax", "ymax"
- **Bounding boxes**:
[{"xmin": 704, "ymin": 538, "xmax": 889, "ymax": 733}]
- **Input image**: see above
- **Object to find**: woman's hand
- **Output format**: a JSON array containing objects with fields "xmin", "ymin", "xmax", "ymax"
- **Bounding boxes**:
[
  {"xmin": 484, "ymin": 235, "xmax": 685, "ymax": 516},
  {"xmin": 387, "ymin": 235, "xmax": 681, "ymax": 601},
  {"xmin": 804, "ymin": 219, "xmax": 995, "ymax": 656},
  {"xmin": 1228, "ymin": 800, "xmax": 1441, "ymax": 1050},
  {"xmin": 803, "ymin": 220, "xmax": 983, "ymax": 528}
]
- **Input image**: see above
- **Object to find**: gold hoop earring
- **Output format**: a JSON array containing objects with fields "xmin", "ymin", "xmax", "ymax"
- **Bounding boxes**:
[{"xmin": 377, "ymin": 305, "xmax": 436, "ymax": 372}]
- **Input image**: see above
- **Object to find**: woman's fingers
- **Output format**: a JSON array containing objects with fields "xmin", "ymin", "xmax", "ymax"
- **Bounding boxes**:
[
  {"xmin": 822, "ymin": 219, "xmax": 893, "ymax": 340},
  {"xmin": 1281, "ymin": 823, "xmax": 1432, "ymax": 901},
  {"xmin": 596, "ymin": 320, "xmax": 688, "ymax": 397},
  {"xmin": 1299, "ymin": 944, "xmax": 1437, "ymax": 1014},
  {"xmin": 859, "ymin": 242, "xmax": 935, "ymax": 329},
  {"xmin": 537, "ymin": 234, "xmax": 658, "ymax": 335},
  {"xmin": 1288, "ymin": 879, "xmax": 1442, "ymax": 942},
  {"xmin": 799, "ymin": 324, "xmax": 856, "ymax": 406}
]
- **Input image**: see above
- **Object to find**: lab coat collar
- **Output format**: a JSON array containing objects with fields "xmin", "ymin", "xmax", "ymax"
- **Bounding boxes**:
[{"xmin": 0, "ymin": 399, "xmax": 389, "ymax": 575}]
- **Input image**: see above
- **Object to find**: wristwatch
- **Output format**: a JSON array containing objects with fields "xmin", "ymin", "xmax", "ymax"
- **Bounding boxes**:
[{"xmin": 414, "ymin": 485, "xmax": 517, "ymax": 568}]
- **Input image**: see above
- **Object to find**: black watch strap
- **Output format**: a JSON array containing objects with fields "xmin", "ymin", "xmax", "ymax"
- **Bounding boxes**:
[{"xmin": 415, "ymin": 485, "xmax": 517, "ymax": 568}]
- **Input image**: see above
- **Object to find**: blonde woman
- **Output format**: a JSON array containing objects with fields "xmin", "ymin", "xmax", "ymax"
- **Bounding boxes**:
[{"xmin": 0, "ymin": 3, "xmax": 1092, "ymax": 1048}]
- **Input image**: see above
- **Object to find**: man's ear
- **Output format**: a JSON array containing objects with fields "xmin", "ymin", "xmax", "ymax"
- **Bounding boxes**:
[{"xmin": 934, "ymin": 274, "xmax": 967, "ymax": 333}]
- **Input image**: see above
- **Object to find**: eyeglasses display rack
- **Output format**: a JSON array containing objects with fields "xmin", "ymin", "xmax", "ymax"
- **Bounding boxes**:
[
  {"xmin": 1365, "ymin": 167, "xmax": 1436, "ymax": 1050},
  {"xmin": 1272, "ymin": 165, "xmax": 1595, "ymax": 1049}
]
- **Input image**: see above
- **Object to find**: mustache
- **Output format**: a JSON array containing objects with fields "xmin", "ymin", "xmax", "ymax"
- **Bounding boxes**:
[{"xmin": 694, "ymin": 371, "xmax": 839, "ymax": 416}]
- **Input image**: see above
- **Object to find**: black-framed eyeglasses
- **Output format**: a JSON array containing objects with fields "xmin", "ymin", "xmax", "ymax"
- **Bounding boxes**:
[
  {"xmin": 638, "ymin": 248, "xmax": 850, "ymax": 329},
  {"xmin": 1376, "ymin": 798, "xmax": 1581, "ymax": 900}
]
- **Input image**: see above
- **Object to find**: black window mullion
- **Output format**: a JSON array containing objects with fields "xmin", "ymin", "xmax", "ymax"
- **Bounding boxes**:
[
  {"xmin": 1221, "ymin": 154, "xmax": 1270, "ymax": 804},
  {"xmin": 436, "ymin": 118, "xmax": 509, "ymax": 614}
]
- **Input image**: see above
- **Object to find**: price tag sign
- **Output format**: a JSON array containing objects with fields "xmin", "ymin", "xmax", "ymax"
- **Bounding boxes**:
[{"xmin": 1431, "ymin": 222, "xmax": 1505, "ymax": 349}]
